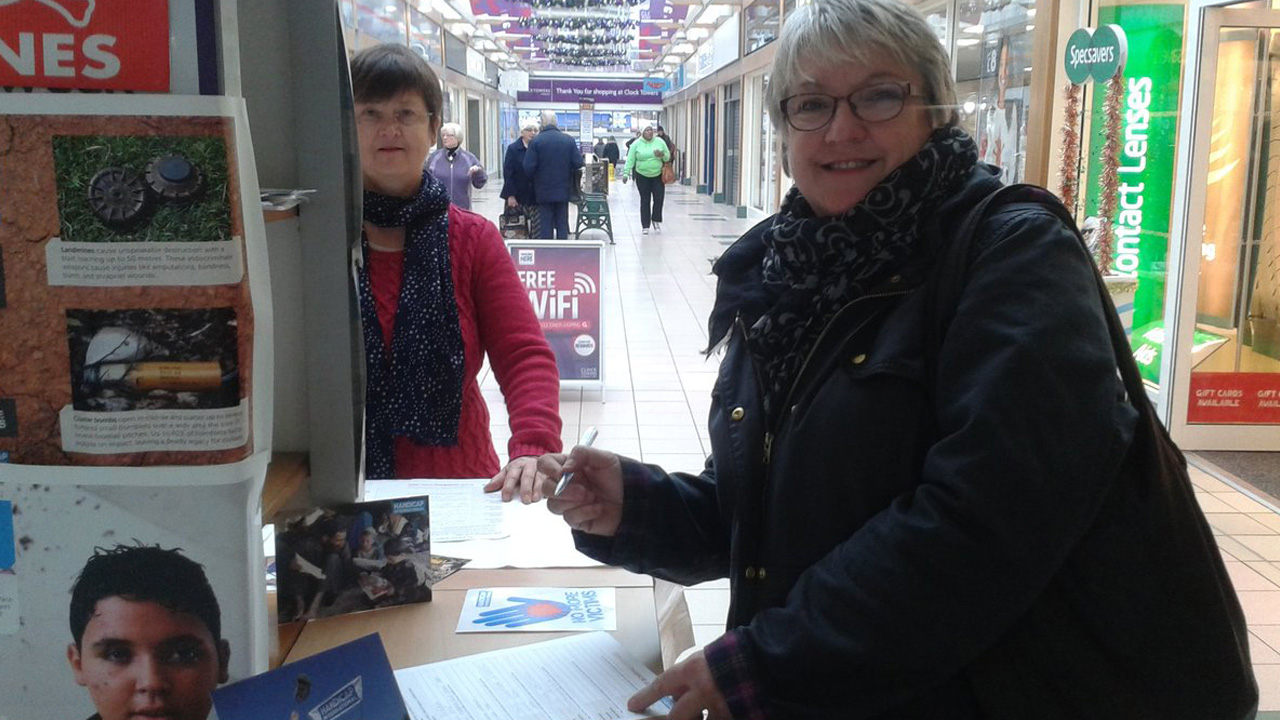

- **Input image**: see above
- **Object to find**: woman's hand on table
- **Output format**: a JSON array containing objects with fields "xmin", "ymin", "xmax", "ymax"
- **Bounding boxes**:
[
  {"xmin": 484, "ymin": 455, "xmax": 544, "ymax": 504},
  {"xmin": 538, "ymin": 446, "xmax": 624, "ymax": 536},
  {"xmin": 628, "ymin": 649, "xmax": 731, "ymax": 719}
]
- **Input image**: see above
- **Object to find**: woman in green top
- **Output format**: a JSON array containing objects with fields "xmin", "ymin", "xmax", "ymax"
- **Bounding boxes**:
[{"xmin": 622, "ymin": 126, "xmax": 670, "ymax": 235}]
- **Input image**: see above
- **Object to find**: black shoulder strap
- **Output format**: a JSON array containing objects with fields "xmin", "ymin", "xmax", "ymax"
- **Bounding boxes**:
[
  {"xmin": 924, "ymin": 183, "xmax": 1058, "ymax": 367},
  {"xmin": 923, "ymin": 183, "xmax": 1160, "ymax": 425}
]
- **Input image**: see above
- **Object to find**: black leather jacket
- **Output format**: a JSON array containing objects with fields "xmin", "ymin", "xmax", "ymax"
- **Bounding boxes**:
[{"xmin": 580, "ymin": 166, "xmax": 1140, "ymax": 717}]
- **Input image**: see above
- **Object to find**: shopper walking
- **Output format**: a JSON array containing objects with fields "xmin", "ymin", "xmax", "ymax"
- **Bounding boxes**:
[
  {"xmin": 426, "ymin": 122, "xmax": 487, "ymax": 210},
  {"xmin": 655, "ymin": 124, "xmax": 677, "ymax": 170},
  {"xmin": 523, "ymin": 110, "xmax": 584, "ymax": 239},
  {"xmin": 602, "ymin": 136, "xmax": 621, "ymax": 175},
  {"xmin": 499, "ymin": 121, "xmax": 539, "ymax": 234},
  {"xmin": 621, "ymin": 125, "xmax": 669, "ymax": 235}
]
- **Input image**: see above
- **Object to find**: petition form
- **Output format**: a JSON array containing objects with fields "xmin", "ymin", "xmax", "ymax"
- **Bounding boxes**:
[{"xmin": 393, "ymin": 631, "xmax": 672, "ymax": 719}]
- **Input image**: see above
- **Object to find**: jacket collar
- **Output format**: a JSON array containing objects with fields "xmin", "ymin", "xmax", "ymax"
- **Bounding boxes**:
[{"xmin": 706, "ymin": 163, "xmax": 1005, "ymax": 354}]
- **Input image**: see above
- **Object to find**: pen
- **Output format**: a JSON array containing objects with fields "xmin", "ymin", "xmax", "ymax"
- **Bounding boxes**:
[{"xmin": 554, "ymin": 426, "xmax": 599, "ymax": 497}]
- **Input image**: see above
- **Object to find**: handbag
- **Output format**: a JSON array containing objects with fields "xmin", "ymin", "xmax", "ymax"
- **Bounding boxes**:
[
  {"xmin": 498, "ymin": 206, "xmax": 529, "ymax": 240},
  {"xmin": 925, "ymin": 184, "xmax": 1258, "ymax": 719},
  {"xmin": 660, "ymin": 161, "xmax": 676, "ymax": 185}
]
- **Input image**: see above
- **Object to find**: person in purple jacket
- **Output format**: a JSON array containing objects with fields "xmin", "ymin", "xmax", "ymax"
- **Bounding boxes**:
[{"xmin": 426, "ymin": 122, "xmax": 487, "ymax": 210}]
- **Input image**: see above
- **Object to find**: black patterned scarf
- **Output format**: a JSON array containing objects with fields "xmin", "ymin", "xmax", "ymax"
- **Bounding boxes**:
[
  {"xmin": 357, "ymin": 168, "xmax": 465, "ymax": 479},
  {"xmin": 748, "ymin": 127, "xmax": 978, "ymax": 421}
]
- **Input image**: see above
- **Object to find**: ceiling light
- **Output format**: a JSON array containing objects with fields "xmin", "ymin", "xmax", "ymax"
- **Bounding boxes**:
[
  {"xmin": 956, "ymin": 37, "xmax": 979, "ymax": 46},
  {"xmin": 962, "ymin": 23, "xmax": 984, "ymax": 34}
]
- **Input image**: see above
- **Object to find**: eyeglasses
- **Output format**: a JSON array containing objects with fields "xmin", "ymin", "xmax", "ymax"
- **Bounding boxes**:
[
  {"xmin": 780, "ymin": 82, "xmax": 918, "ymax": 132},
  {"xmin": 355, "ymin": 107, "xmax": 433, "ymax": 128}
]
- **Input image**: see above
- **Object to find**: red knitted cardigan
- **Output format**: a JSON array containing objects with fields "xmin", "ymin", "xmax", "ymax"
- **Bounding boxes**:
[{"xmin": 366, "ymin": 205, "xmax": 562, "ymax": 478}]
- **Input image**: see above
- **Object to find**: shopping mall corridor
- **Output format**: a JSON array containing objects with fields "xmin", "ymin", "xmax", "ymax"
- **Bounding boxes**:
[{"xmin": 473, "ymin": 178, "xmax": 1280, "ymax": 714}]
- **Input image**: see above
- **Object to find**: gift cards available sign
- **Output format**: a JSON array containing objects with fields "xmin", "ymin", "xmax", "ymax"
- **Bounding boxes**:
[{"xmin": 0, "ymin": 0, "xmax": 170, "ymax": 91}]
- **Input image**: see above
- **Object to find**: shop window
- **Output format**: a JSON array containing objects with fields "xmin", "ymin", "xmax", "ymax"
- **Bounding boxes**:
[
  {"xmin": 918, "ymin": 0, "xmax": 950, "ymax": 48},
  {"xmin": 954, "ymin": 0, "xmax": 1034, "ymax": 184},
  {"xmin": 408, "ymin": 8, "xmax": 443, "ymax": 65},
  {"xmin": 744, "ymin": 0, "xmax": 781, "ymax": 55},
  {"xmin": 355, "ymin": 0, "xmax": 407, "ymax": 46}
]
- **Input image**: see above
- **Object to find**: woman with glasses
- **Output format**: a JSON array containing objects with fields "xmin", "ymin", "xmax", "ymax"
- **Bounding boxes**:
[
  {"xmin": 537, "ymin": 0, "xmax": 1253, "ymax": 717},
  {"xmin": 426, "ymin": 122, "xmax": 487, "ymax": 210},
  {"xmin": 350, "ymin": 44, "xmax": 561, "ymax": 503}
]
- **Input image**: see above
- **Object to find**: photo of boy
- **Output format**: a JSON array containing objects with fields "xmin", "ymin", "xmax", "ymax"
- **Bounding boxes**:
[{"xmin": 66, "ymin": 544, "xmax": 231, "ymax": 720}]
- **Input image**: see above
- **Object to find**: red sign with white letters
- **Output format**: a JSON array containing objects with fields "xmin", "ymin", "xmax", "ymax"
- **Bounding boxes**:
[
  {"xmin": 0, "ymin": 0, "xmax": 170, "ymax": 92},
  {"xmin": 1187, "ymin": 372, "xmax": 1280, "ymax": 425}
]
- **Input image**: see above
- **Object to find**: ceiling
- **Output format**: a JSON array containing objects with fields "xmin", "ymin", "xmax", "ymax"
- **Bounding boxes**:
[{"xmin": 429, "ymin": 0, "xmax": 738, "ymax": 75}]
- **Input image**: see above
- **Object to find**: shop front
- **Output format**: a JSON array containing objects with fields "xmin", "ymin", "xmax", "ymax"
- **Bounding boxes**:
[{"xmin": 1161, "ymin": 0, "xmax": 1280, "ymax": 448}]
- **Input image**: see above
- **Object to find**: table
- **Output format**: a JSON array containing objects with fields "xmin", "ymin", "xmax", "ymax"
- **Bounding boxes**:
[{"xmin": 281, "ymin": 566, "xmax": 663, "ymax": 674}]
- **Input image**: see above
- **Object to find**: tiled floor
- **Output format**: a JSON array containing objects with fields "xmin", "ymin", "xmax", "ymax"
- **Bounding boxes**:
[{"xmin": 469, "ymin": 179, "xmax": 1280, "ymax": 714}]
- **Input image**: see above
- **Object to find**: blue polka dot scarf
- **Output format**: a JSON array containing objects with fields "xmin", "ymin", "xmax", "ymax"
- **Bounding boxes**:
[
  {"xmin": 357, "ymin": 168, "xmax": 464, "ymax": 479},
  {"xmin": 749, "ymin": 127, "xmax": 978, "ymax": 422}
]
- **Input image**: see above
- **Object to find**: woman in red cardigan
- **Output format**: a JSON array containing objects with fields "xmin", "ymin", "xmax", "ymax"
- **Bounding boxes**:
[{"xmin": 350, "ymin": 44, "xmax": 561, "ymax": 502}]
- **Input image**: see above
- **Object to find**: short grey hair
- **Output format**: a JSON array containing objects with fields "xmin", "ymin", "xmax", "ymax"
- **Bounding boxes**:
[
  {"xmin": 766, "ymin": 0, "xmax": 958, "ymax": 138},
  {"xmin": 440, "ymin": 122, "xmax": 463, "ymax": 142},
  {"xmin": 521, "ymin": 120, "xmax": 539, "ymax": 132},
  {"xmin": 540, "ymin": 110, "xmax": 558, "ymax": 127}
]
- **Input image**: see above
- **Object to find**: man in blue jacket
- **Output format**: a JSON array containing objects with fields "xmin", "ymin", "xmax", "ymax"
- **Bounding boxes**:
[{"xmin": 523, "ymin": 110, "xmax": 584, "ymax": 239}]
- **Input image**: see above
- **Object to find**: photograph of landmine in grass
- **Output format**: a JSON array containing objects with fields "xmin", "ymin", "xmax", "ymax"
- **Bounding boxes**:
[{"xmin": 52, "ymin": 133, "xmax": 231, "ymax": 243}]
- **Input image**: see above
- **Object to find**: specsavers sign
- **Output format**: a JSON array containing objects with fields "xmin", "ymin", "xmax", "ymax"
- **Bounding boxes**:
[
  {"xmin": 1082, "ymin": 6, "xmax": 1185, "ymax": 355},
  {"xmin": 0, "ymin": 0, "xmax": 170, "ymax": 91},
  {"xmin": 1064, "ymin": 25, "xmax": 1127, "ymax": 83}
]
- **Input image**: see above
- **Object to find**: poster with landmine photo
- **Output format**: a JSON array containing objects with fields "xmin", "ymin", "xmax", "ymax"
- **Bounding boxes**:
[{"xmin": 0, "ymin": 94, "xmax": 270, "ymax": 467}]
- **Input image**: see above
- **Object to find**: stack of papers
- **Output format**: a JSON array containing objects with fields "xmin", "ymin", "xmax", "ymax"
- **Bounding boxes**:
[{"xmin": 394, "ymin": 632, "xmax": 672, "ymax": 720}]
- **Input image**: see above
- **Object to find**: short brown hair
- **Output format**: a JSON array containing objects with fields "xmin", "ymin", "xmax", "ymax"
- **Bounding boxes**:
[{"xmin": 350, "ymin": 44, "xmax": 444, "ymax": 134}]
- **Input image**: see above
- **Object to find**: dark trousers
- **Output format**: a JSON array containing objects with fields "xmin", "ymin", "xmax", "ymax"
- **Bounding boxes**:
[
  {"xmin": 635, "ymin": 174, "xmax": 665, "ymax": 229},
  {"xmin": 537, "ymin": 202, "xmax": 571, "ymax": 239}
]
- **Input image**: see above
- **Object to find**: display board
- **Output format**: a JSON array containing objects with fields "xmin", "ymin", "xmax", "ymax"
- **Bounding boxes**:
[
  {"xmin": 0, "ymin": 96, "xmax": 270, "ymax": 466},
  {"xmin": 506, "ymin": 240, "xmax": 605, "ymax": 386},
  {"xmin": 0, "ymin": 94, "xmax": 273, "ymax": 720}
]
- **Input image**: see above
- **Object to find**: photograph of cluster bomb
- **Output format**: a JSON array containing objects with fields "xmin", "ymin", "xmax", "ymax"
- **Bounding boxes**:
[{"xmin": 65, "ymin": 307, "xmax": 240, "ymax": 412}]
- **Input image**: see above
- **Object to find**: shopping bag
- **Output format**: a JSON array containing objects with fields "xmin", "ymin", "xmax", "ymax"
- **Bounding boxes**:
[{"xmin": 498, "ymin": 207, "xmax": 529, "ymax": 239}]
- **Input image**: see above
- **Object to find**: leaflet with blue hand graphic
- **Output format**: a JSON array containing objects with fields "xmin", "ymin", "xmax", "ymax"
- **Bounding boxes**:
[{"xmin": 457, "ymin": 586, "xmax": 617, "ymax": 632}]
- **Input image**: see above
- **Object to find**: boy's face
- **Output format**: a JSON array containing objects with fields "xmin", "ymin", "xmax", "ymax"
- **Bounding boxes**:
[{"xmin": 68, "ymin": 597, "xmax": 229, "ymax": 720}]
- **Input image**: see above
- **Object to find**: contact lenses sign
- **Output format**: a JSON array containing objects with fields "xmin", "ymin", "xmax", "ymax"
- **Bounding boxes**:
[{"xmin": 1082, "ymin": 6, "xmax": 1184, "ymax": 347}]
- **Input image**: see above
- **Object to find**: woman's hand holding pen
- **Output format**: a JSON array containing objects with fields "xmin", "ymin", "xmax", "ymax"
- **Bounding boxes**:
[{"xmin": 539, "ymin": 446, "xmax": 624, "ymax": 536}]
